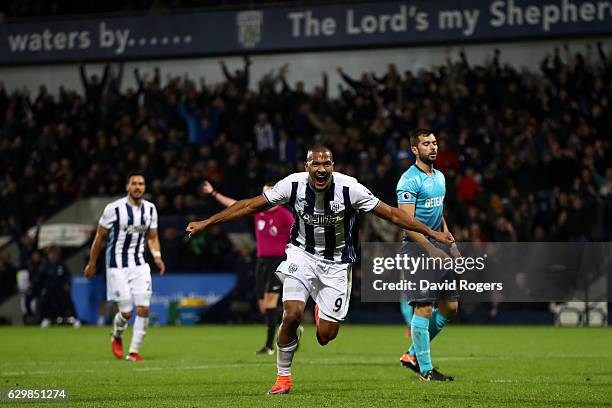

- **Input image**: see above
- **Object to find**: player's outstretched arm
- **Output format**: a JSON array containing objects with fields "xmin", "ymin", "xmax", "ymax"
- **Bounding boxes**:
[
  {"xmin": 84, "ymin": 226, "xmax": 108, "ymax": 279},
  {"xmin": 186, "ymin": 194, "xmax": 271, "ymax": 238},
  {"xmin": 201, "ymin": 180, "xmax": 237, "ymax": 208},
  {"xmin": 372, "ymin": 202, "xmax": 454, "ymax": 245}
]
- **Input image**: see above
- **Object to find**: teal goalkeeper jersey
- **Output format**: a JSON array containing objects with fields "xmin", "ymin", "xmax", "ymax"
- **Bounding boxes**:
[{"xmin": 396, "ymin": 164, "xmax": 446, "ymax": 237}]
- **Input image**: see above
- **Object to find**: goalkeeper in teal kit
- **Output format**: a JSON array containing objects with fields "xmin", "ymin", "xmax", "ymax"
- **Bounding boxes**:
[{"xmin": 396, "ymin": 128, "xmax": 459, "ymax": 382}]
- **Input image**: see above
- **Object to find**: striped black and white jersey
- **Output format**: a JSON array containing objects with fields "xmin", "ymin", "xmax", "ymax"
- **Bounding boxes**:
[
  {"xmin": 99, "ymin": 197, "xmax": 158, "ymax": 269},
  {"xmin": 264, "ymin": 172, "xmax": 380, "ymax": 263}
]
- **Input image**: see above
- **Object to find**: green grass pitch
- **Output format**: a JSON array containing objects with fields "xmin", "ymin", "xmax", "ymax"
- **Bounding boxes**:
[{"xmin": 1, "ymin": 325, "xmax": 611, "ymax": 407}]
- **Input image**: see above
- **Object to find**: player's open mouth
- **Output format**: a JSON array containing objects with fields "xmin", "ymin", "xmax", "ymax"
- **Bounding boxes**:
[{"xmin": 314, "ymin": 174, "xmax": 329, "ymax": 187}]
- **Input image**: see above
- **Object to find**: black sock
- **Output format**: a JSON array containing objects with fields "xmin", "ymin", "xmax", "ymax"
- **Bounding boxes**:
[{"xmin": 265, "ymin": 308, "xmax": 278, "ymax": 349}]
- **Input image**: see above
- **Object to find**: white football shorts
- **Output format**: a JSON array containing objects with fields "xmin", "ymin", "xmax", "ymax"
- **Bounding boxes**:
[
  {"xmin": 106, "ymin": 264, "xmax": 152, "ymax": 311},
  {"xmin": 276, "ymin": 245, "xmax": 352, "ymax": 322}
]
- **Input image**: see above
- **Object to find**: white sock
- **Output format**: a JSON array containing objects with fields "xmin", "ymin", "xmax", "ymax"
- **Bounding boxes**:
[
  {"xmin": 112, "ymin": 313, "xmax": 128, "ymax": 338},
  {"xmin": 129, "ymin": 316, "xmax": 149, "ymax": 354},
  {"xmin": 276, "ymin": 337, "xmax": 298, "ymax": 377}
]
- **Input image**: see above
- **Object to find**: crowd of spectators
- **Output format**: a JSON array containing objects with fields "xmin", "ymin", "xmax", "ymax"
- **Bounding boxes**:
[{"xmin": 0, "ymin": 43, "xmax": 611, "ymax": 304}]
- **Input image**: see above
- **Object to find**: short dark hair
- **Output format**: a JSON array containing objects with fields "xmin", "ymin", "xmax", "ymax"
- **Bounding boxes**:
[
  {"xmin": 409, "ymin": 128, "xmax": 434, "ymax": 147},
  {"xmin": 126, "ymin": 171, "xmax": 146, "ymax": 184},
  {"xmin": 306, "ymin": 144, "xmax": 333, "ymax": 161},
  {"xmin": 263, "ymin": 181, "xmax": 276, "ymax": 188}
]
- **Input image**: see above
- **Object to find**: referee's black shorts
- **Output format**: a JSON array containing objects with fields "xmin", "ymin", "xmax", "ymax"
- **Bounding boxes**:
[{"xmin": 255, "ymin": 256, "xmax": 285, "ymax": 299}]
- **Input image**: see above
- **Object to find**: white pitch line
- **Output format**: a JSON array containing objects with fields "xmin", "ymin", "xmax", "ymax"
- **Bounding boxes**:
[
  {"xmin": 0, "ymin": 358, "xmax": 477, "ymax": 376},
  {"xmin": 1, "ymin": 360, "xmax": 113, "ymax": 367},
  {"xmin": 1, "ymin": 368, "xmax": 102, "ymax": 376},
  {"xmin": 3, "ymin": 354, "xmax": 611, "ymax": 377},
  {"xmin": 133, "ymin": 363, "xmax": 268, "ymax": 372}
]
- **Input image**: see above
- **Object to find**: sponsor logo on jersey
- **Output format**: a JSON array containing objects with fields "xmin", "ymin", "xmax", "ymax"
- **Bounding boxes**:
[
  {"xmin": 424, "ymin": 196, "xmax": 444, "ymax": 208},
  {"xmin": 299, "ymin": 210, "xmax": 338, "ymax": 226},
  {"xmin": 124, "ymin": 225, "xmax": 148, "ymax": 234}
]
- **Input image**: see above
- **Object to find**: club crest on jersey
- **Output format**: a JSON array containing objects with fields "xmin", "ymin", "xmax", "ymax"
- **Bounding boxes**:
[
  {"xmin": 288, "ymin": 263, "xmax": 298, "ymax": 273},
  {"xmin": 330, "ymin": 201, "xmax": 343, "ymax": 212},
  {"xmin": 257, "ymin": 219, "xmax": 266, "ymax": 231}
]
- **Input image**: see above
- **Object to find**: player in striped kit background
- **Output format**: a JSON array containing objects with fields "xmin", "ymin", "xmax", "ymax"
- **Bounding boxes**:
[{"xmin": 85, "ymin": 172, "xmax": 166, "ymax": 361}]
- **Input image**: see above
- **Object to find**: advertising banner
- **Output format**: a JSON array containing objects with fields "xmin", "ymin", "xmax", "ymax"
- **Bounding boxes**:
[
  {"xmin": 2, "ymin": 0, "xmax": 611, "ymax": 64},
  {"xmin": 32, "ymin": 223, "xmax": 95, "ymax": 248},
  {"xmin": 71, "ymin": 273, "xmax": 236, "ymax": 325}
]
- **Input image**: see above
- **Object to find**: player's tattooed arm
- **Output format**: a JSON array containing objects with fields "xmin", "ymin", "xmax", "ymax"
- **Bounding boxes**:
[
  {"xmin": 84, "ymin": 226, "xmax": 109, "ymax": 279},
  {"xmin": 186, "ymin": 195, "xmax": 271, "ymax": 238},
  {"xmin": 372, "ymin": 202, "xmax": 454, "ymax": 245}
]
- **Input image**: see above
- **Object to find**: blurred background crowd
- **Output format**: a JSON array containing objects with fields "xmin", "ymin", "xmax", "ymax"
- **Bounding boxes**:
[{"xmin": 0, "ymin": 41, "xmax": 611, "ymax": 322}]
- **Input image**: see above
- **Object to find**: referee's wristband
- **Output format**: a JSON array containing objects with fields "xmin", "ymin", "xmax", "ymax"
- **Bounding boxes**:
[{"xmin": 152, "ymin": 250, "xmax": 162, "ymax": 258}]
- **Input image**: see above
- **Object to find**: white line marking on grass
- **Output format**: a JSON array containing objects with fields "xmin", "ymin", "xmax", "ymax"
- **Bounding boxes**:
[
  {"xmin": 2, "ymin": 363, "xmax": 270, "ymax": 376},
  {"xmin": 4, "ymin": 354, "xmax": 612, "ymax": 377},
  {"xmin": 0, "ymin": 358, "xmax": 486, "ymax": 376},
  {"xmin": 135, "ymin": 363, "xmax": 270, "ymax": 372},
  {"xmin": 2, "ymin": 369, "xmax": 102, "ymax": 376},
  {"xmin": 1, "ymin": 360, "xmax": 113, "ymax": 367}
]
